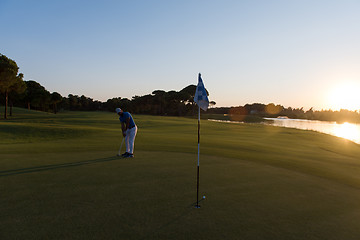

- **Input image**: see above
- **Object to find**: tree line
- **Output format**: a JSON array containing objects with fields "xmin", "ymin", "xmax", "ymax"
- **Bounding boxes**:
[
  {"xmin": 208, "ymin": 103, "xmax": 360, "ymax": 123},
  {"xmin": 1, "ymin": 79, "xmax": 213, "ymax": 117},
  {"xmin": 1, "ymin": 53, "xmax": 359, "ymax": 123},
  {"xmin": 1, "ymin": 54, "xmax": 217, "ymax": 118}
]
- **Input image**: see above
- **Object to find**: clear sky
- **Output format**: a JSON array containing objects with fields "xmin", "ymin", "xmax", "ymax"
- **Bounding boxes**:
[{"xmin": 1, "ymin": 0, "xmax": 360, "ymax": 110}]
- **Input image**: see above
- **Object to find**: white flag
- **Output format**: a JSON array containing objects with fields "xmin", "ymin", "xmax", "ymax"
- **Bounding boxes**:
[{"xmin": 194, "ymin": 73, "xmax": 209, "ymax": 111}]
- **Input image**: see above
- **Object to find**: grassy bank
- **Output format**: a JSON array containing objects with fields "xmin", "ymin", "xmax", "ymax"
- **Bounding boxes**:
[{"xmin": 1, "ymin": 108, "xmax": 360, "ymax": 239}]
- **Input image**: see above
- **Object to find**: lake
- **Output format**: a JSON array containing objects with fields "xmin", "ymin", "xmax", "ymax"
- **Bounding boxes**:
[
  {"xmin": 209, "ymin": 118, "xmax": 360, "ymax": 144},
  {"xmin": 266, "ymin": 118, "xmax": 360, "ymax": 144}
]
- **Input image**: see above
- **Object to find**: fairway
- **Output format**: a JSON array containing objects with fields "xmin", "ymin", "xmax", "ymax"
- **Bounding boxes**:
[{"xmin": 2, "ymin": 109, "xmax": 360, "ymax": 239}]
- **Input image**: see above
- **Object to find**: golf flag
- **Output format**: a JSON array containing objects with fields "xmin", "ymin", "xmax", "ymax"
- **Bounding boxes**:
[
  {"xmin": 194, "ymin": 73, "xmax": 209, "ymax": 111},
  {"xmin": 194, "ymin": 73, "xmax": 209, "ymax": 208}
]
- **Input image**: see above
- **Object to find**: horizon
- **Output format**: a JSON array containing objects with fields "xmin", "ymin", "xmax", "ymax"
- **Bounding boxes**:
[
  {"xmin": 16, "ymin": 79, "xmax": 360, "ymax": 112},
  {"xmin": 15, "ymin": 79, "xmax": 360, "ymax": 112},
  {"xmin": 1, "ymin": 1, "xmax": 360, "ymax": 111}
]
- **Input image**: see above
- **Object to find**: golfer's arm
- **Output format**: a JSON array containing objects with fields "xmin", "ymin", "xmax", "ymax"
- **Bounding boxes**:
[
  {"xmin": 121, "ymin": 122, "xmax": 126, "ymax": 133},
  {"xmin": 125, "ymin": 117, "xmax": 130, "ymax": 129}
]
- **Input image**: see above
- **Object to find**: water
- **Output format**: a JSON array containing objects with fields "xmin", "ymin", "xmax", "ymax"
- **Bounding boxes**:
[
  {"xmin": 208, "ymin": 118, "xmax": 360, "ymax": 144},
  {"xmin": 264, "ymin": 118, "xmax": 360, "ymax": 144}
]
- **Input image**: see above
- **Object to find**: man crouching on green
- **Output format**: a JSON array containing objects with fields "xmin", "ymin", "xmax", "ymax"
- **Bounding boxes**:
[{"xmin": 116, "ymin": 108, "xmax": 137, "ymax": 158}]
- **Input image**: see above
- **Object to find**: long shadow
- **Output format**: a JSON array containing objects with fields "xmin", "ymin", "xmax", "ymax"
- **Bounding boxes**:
[{"xmin": 0, "ymin": 156, "xmax": 120, "ymax": 177}]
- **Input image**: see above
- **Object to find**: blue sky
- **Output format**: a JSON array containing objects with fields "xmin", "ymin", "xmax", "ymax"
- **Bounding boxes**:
[{"xmin": 1, "ymin": 0, "xmax": 360, "ymax": 110}]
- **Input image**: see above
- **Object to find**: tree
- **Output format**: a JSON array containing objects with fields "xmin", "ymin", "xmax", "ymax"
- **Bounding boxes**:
[
  {"xmin": 265, "ymin": 103, "xmax": 283, "ymax": 115},
  {"xmin": 105, "ymin": 97, "xmax": 123, "ymax": 112},
  {"xmin": 80, "ymin": 95, "xmax": 91, "ymax": 111},
  {"xmin": 179, "ymin": 85, "xmax": 197, "ymax": 105},
  {"xmin": 0, "ymin": 54, "xmax": 25, "ymax": 119},
  {"xmin": 68, "ymin": 94, "xmax": 81, "ymax": 110},
  {"xmin": 209, "ymin": 101, "xmax": 216, "ymax": 108},
  {"xmin": 8, "ymin": 73, "xmax": 26, "ymax": 116},
  {"xmin": 178, "ymin": 85, "xmax": 201, "ymax": 115},
  {"xmin": 24, "ymin": 80, "xmax": 51, "ymax": 111},
  {"xmin": 152, "ymin": 90, "xmax": 166, "ymax": 115},
  {"xmin": 51, "ymin": 92, "xmax": 62, "ymax": 114}
]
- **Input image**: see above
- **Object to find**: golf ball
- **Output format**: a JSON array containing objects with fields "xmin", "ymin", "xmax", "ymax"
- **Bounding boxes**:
[{"xmin": 202, "ymin": 195, "xmax": 206, "ymax": 199}]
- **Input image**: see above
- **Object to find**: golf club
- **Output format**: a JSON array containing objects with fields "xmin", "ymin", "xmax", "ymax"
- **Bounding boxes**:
[{"xmin": 117, "ymin": 138, "xmax": 125, "ymax": 157}]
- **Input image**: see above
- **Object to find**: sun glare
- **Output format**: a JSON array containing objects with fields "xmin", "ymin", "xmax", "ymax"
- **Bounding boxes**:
[
  {"xmin": 333, "ymin": 122, "xmax": 360, "ymax": 143},
  {"xmin": 327, "ymin": 82, "xmax": 360, "ymax": 111}
]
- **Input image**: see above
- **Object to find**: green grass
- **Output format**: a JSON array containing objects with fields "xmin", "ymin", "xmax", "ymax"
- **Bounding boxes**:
[{"xmin": 1, "ymin": 108, "xmax": 360, "ymax": 239}]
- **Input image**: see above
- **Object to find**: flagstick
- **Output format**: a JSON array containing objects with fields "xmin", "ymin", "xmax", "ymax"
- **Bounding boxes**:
[{"xmin": 196, "ymin": 105, "xmax": 201, "ymax": 208}]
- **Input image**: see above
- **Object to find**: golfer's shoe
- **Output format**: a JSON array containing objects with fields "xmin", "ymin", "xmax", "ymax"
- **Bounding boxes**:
[
  {"xmin": 121, "ymin": 152, "xmax": 129, "ymax": 157},
  {"xmin": 124, "ymin": 153, "xmax": 134, "ymax": 158}
]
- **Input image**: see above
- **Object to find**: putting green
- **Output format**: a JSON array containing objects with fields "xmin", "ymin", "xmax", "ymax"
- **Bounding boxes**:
[{"xmin": 1, "ymin": 108, "xmax": 360, "ymax": 239}]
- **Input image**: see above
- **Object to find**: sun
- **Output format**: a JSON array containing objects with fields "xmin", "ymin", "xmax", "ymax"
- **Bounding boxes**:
[{"xmin": 327, "ymin": 81, "xmax": 360, "ymax": 111}]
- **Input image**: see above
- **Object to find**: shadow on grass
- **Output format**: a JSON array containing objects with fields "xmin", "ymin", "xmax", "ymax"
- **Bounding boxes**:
[{"xmin": 0, "ymin": 156, "xmax": 121, "ymax": 177}]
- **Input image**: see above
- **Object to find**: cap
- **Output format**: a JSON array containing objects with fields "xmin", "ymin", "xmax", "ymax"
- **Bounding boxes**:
[{"xmin": 115, "ymin": 108, "xmax": 122, "ymax": 114}]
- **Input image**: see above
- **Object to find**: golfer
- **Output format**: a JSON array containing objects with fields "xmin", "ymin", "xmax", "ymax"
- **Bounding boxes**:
[{"xmin": 116, "ymin": 108, "xmax": 137, "ymax": 158}]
